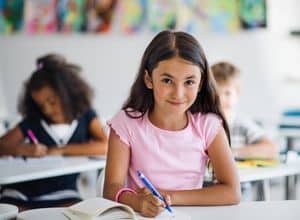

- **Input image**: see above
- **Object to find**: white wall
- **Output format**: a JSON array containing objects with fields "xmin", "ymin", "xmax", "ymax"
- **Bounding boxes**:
[
  {"xmin": 0, "ymin": 0, "xmax": 299, "ymax": 126},
  {"xmin": 0, "ymin": 66, "xmax": 7, "ymax": 118},
  {"xmin": 0, "ymin": 34, "xmax": 152, "ymax": 121}
]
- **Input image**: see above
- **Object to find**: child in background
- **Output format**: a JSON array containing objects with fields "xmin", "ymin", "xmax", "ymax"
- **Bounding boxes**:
[
  {"xmin": 211, "ymin": 61, "xmax": 277, "ymax": 200},
  {"xmin": 211, "ymin": 62, "xmax": 277, "ymax": 159},
  {"xmin": 104, "ymin": 30, "xmax": 240, "ymax": 218},
  {"xmin": 0, "ymin": 54, "xmax": 108, "ymax": 209}
]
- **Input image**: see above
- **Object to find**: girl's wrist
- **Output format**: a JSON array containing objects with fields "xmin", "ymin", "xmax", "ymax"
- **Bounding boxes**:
[
  {"xmin": 118, "ymin": 190, "xmax": 141, "ymax": 212},
  {"xmin": 115, "ymin": 188, "xmax": 136, "ymax": 202},
  {"xmin": 16, "ymin": 145, "xmax": 27, "ymax": 156}
]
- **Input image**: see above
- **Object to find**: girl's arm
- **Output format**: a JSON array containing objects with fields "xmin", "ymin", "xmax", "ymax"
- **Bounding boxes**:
[
  {"xmin": 48, "ymin": 117, "xmax": 108, "ymax": 156},
  {"xmin": 164, "ymin": 128, "xmax": 241, "ymax": 206},
  {"xmin": 232, "ymin": 138, "xmax": 278, "ymax": 159},
  {"xmin": 103, "ymin": 129, "xmax": 139, "ymax": 208},
  {"xmin": 0, "ymin": 126, "xmax": 47, "ymax": 157},
  {"xmin": 103, "ymin": 129, "xmax": 165, "ymax": 217}
]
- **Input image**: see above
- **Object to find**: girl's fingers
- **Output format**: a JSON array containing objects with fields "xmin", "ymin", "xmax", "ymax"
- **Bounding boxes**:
[
  {"xmin": 145, "ymin": 204, "xmax": 164, "ymax": 217},
  {"xmin": 137, "ymin": 187, "xmax": 152, "ymax": 195},
  {"xmin": 164, "ymin": 194, "xmax": 172, "ymax": 205},
  {"xmin": 149, "ymin": 195, "xmax": 165, "ymax": 207}
]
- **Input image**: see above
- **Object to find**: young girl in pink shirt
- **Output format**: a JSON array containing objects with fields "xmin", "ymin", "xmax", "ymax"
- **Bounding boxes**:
[{"xmin": 104, "ymin": 30, "xmax": 241, "ymax": 217}]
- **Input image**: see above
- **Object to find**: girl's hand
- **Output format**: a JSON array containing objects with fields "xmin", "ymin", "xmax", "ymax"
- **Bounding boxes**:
[
  {"xmin": 157, "ymin": 188, "xmax": 172, "ymax": 206},
  {"xmin": 20, "ymin": 143, "xmax": 48, "ymax": 157},
  {"xmin": 136, "ymin": 187, "xmax": 166, "ymax": 217}
]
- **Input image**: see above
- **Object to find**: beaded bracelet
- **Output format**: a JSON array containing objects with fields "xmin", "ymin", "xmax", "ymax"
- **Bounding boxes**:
[{"xmin": 115, "ymin": 187, "xmax": 137, "ymax": 203}]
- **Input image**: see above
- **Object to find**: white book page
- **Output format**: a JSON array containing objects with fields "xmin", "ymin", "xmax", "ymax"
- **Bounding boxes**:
[
  {"xmin": 63, "ymin": 198, "xmax": 190, "ymax": 220},
  {"xmin": 63, "ymin": 198, "xmax": 136, "ymax": 220}
]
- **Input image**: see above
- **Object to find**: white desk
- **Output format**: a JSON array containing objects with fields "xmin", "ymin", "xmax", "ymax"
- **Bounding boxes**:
[
  {"xmin": 238, "ymin": 162, "xmax": 300, "ymax": 183},
  {"xmin": 0, "ymin": 156, "xmax": 106, "ymax": 185},
  {"xmin": 238, "ymin": 160, "xmax": 300, "ymax": 200},
  {"xmin": 1, "ymin": 156, "xmax": 300, "ymax": 201},
  {"xmin": 17, "ymin": 200, "xmax": 300, "ymax": 220}
]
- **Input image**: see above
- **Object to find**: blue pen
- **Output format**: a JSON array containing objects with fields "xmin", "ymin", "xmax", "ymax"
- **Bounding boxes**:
[{"xmin": 137, "ymin": 170, "xmax": 173, "ymax": 213}]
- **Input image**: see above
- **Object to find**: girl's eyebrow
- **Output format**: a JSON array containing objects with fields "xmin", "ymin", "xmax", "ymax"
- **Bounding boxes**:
[
  {"xmin": 160, "ymin": 73, "xmax": 173, "ymax": 78},
  {"xmin": 160, "ymin": 72, "xmax": 197, "ymax": 79}
]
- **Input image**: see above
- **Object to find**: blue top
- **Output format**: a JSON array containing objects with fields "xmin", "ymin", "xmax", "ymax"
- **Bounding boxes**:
[{"xmin": 1, "ymin": 109, "xmax": 97, "ymax": 199}]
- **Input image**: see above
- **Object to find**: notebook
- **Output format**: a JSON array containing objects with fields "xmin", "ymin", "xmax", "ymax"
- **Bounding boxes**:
[{"xmin": 63, "ymin": 197, "xmax": 191, "ymax": 220}]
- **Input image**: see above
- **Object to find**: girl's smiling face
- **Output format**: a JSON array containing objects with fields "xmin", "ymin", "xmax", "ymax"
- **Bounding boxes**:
[
  {"xmin": 144, "ymin": 56, "xmax": 202, "ymax": 117},
  {"xmin": 31, "ymin": 86, "xmax": 66, "ymax": 124}
]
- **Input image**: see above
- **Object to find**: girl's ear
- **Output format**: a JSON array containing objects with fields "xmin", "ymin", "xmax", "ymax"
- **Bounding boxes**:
[{"xmin": 144, "ymin": 70, "xmax": 153, "ymax": 89}]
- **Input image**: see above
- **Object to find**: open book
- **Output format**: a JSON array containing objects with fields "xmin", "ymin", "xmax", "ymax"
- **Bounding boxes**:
[{"xmin": 63, "ymin": 197, "xmax": 190, "ymax": 220}]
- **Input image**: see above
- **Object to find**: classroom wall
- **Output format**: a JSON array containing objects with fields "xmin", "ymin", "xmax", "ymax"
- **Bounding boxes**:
[
  {"xmin": 0, "ymin": 0, "xmax": 299, "ymax": 128},
  {"xmin": 0, "ymin": 67, "xmax": 7, "ymax": 118}
]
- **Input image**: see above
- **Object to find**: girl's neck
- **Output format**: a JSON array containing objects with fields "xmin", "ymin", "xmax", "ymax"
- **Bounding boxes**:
[{"xmin": 148, "ymin": 109, "xmax": 188, "ymax": 131}]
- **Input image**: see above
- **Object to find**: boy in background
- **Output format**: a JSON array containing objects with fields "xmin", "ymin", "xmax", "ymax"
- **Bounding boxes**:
[{"xmin": 211, "ymin": 61, "xmax": 278, "ymax": 200}]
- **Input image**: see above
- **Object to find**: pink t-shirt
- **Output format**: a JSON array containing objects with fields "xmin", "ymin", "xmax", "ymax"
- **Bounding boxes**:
[{"xmin": 108, "ymin": 110, "xmax": 222, "ymax": 191}]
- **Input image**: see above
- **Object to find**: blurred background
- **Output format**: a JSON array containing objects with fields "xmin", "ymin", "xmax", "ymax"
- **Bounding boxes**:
[
  {"xmin": 0, "ymin": 0, "xmax": 299, "ymax": 144},
  {"xmin": 0, "ymin": 0, "xmax": 300, "ymax": 201}
]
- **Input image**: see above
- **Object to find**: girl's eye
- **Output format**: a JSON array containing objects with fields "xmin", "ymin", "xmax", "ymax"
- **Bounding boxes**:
[
  {"xmin": 48, "ymin": 99, "xmax": 56, "ymax": 106},
  {"xmin": 185, "ymin": 80, "xmax": 195, "ymax": 86},
  {"xmin": 162, "ymin": 78, "xmax": 172, "ymax": 84}
]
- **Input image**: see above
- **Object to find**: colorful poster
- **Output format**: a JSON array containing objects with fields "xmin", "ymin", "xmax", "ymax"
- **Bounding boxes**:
[
  {"xmin": 176, "ymin": 0, "xmax": 209, "ymax": 33},
  {"xmin": 207, "ymin": 0, "xmax": 240, "ymax": 32},
  {"xmin": 25, "ymin": 0, "xmax": 57, "ymax": 33},
  {"xmin": 0, "ymin": 0, "xmax": 24, "ymax": 34},
  {"xmin": 119, "ymin": 0, "xmax": 146, "ymax": 34},
  {"xmin": 240, "ymin": 0, "xmax": 267, "ymax": 29},
  {"xmin": 86, "ymin": 0, "xmax": 117, "ymax": 33},
  {"xmin": 57, "ymin": 0, "xmax": 86, "ymax": 33},
  {"xmin": 24, "ymin": 0, "xmax": 57, "ymax": 34},
  {"xmin": 147, "ymin": 0, "xmax": 176, "ymax": 32}
]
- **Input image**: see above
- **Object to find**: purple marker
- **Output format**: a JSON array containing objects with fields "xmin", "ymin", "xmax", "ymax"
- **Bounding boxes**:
[{"xmin": 27, "ymin": 129, "xmax": 39, "ymax": 144}]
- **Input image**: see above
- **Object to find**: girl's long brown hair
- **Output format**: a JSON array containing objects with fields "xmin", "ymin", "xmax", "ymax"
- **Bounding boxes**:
[{"xmin": 123, "ymin": 30, "xmax": 230, "ymax": 144}]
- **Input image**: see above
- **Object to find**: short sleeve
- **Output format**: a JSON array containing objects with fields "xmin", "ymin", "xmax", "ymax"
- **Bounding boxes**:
[
  {"xmin": 242, "ymin": 119, "xmax": 265, "ymax": 144},
  {"xmin": 18, "ymin": 118, "xmax": 31, "ymax": 137},
  {"xmin": 83, "ymin": 109, "xmax": 97, "ymax": 123},
  {"xmin": 107, "ymin": 110, "xmax": 131, "ymax": 147},
  {"xmin": 197, "ymin": 113, "xmax": 223, "ymax": 150}
]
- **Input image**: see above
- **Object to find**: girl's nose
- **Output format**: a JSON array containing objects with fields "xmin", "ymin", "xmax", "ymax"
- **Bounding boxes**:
[
  {"xmin": 173, "ymin": 84, "xmax": 184, "ymax": 99},
  {"xmin": 43, "ymin": 105, "xmax": 53, "ymax": 117}
]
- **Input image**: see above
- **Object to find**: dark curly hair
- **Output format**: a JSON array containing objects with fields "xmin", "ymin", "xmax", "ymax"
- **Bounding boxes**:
[
  {"xmin": 18, "ymin": 53, "xmax": 93, "ymax": 123},
  {"xmin": 123, "ymin": 30, "xmax": 230, "ymax": 144}
]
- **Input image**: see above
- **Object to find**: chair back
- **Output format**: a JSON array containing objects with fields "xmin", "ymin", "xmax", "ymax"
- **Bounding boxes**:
[{"xmin": 96, "ymin": 167, "xmax": 105, "ymax": 197}]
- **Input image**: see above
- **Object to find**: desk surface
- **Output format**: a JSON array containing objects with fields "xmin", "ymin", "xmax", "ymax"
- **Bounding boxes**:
[
  {"xmin": 238, "ymin": 161, "xmax": 300, "ymax": 182},
  {"xmin": 1, "ymin": 156, "xmax": 300, "ymax": 185},
  {"xmin": 0, "ymin": 156, "xmax": 106, "ymax": 185},
  {"xmin": 279, "ymin": 128, "xmax": 300, "ymax": 137},
  {"xmin": 17, "ymin": 200, "xmax": 300, "ymax": 220}
]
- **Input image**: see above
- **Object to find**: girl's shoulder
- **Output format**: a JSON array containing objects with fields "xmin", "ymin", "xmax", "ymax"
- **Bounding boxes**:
[
  {"xmin": 81, "ymin": 108, "xmax": 97, "ymax": 118},
  {"xmin": 190, "ymin": 112, "xmax": 222, "ymax": 125},
  {"xmin": 109, "ymin": 109, "xmax": 143, "ymax": 124},
  {"xmin": 189, "ymin": 112, "xmax": 223, "ymax": 148}
]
